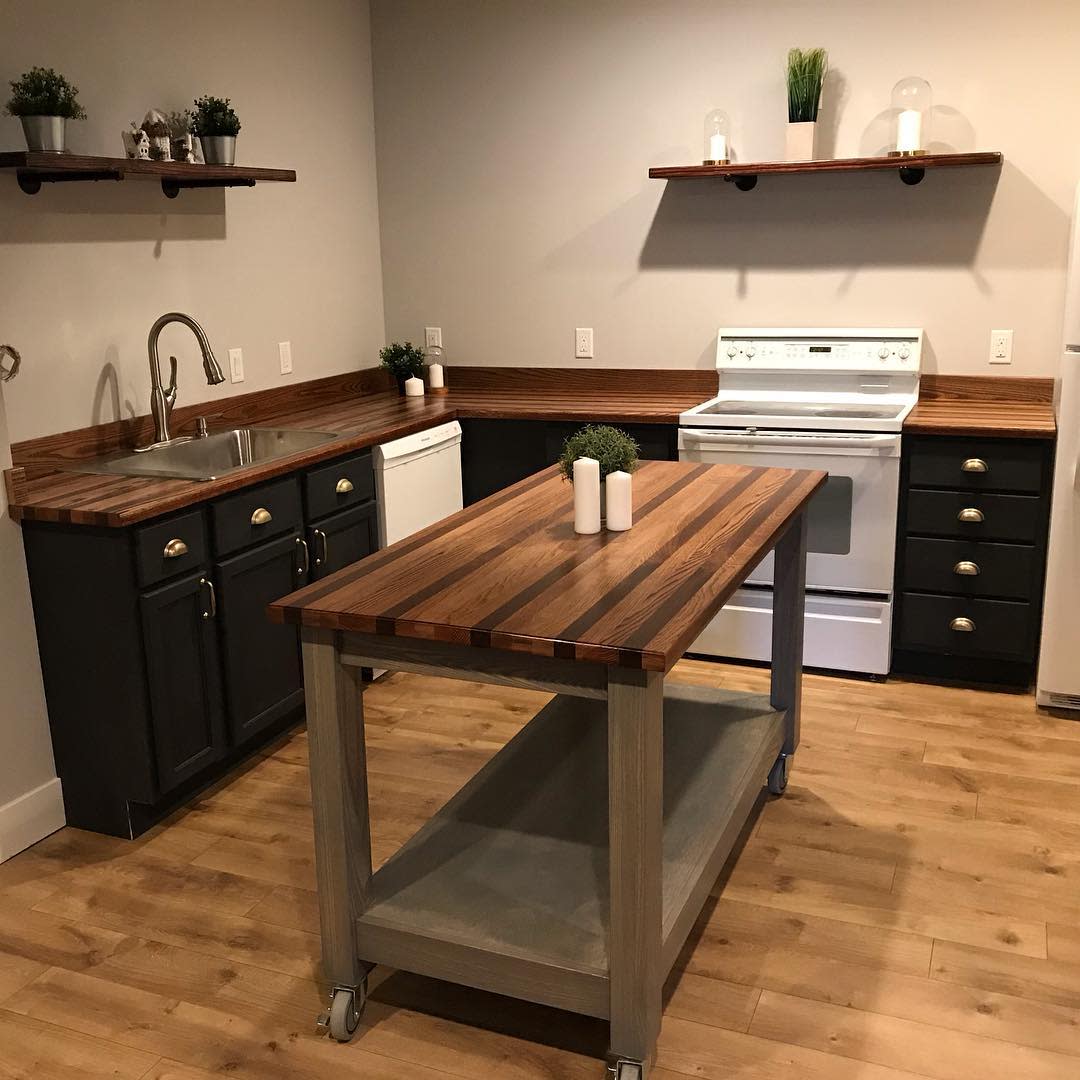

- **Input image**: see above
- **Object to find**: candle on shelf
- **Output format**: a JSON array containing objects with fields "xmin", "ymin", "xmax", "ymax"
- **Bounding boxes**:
[
  {"xmin": 709, "ymin": 132, "xmax": 728, "ymax": 162},
  {"xmin": 404, "ymin": 376, "xmax": 425, "ymax": 397},
  {"xmin": 606, "ymin": 471, "xmax": 632, "ymax": 532},
  {"xmin": 428, "ymin": 362, "xmax": 444, "ymax": 389},
  {"xmin": 702, "ymin": 108, "xmax": 731, "ymax": 165},
  {"xmin": 573, "ymin": 457, "xmax": 601, "ymax": 535},
  {"xmin": 896, "ymin": 109, "xmax": 921, "ymax": 153},
  {"xmin": 890, "ymin": 77, "xmax": 932, "ymax": 156}
]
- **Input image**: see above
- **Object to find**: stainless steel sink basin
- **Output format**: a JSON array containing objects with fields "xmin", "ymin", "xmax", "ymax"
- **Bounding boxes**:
[{"xmin": 75, "ymin": 428, "xmax": 340, "ymax": 482}]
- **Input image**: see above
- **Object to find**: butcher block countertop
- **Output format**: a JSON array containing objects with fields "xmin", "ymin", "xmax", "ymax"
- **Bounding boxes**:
[
  {"xmin": 269, "ymin": 460, "xmax": 825, "ymax": 672},
  {"xmin": 4, "ymin": 367, "xmax": 1054, "ymax": 528}
]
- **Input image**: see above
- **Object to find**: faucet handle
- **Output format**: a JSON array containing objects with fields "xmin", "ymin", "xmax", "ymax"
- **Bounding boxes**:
[
  {"xmin": 194, "ymin": 416, "xmax": 208, "ymax": 438},
  {"xmin": 165, "ymin": 355, "xmax": 178, "ymax": 407}
]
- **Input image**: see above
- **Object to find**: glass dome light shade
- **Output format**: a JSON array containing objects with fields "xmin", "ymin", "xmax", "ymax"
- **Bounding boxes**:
[
  {"xmin": 890, "ymin": 76, "xmax": 932, "ymax": 155},
  {"xmin": 703, "ymin": 109, "xmax": 731, "ymax": 164}
]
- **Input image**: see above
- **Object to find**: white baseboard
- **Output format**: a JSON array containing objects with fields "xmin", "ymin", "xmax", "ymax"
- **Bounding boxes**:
[{"xmin": 0, "ymin": 777, "xmax": 65, "ymax": 862}]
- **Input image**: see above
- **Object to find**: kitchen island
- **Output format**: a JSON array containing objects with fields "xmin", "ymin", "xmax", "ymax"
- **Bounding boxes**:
[{"xmin": 268, "ymin": 459, "xmax": 824, "ymax": 1078}]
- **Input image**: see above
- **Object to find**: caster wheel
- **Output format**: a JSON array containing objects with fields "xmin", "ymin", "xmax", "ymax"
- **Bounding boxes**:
[
  {"xmin": 767, "ymin": 753, "xmax": 790, "ymax": 796},
  {"xmin": 327, "ymin": 982, "xmax": 365, "ymax": 1042},
  {"xmin": 608, "ymin": 1060, "xmax": 644, "ymax": 1080}
]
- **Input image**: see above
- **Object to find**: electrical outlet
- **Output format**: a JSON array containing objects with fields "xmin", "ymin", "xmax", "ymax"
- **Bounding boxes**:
[
  {"xmin": 228, "ymin": 347, "xmax": 244, "ymax": 383},
  {"xmin": 990, "ymin": 329, "xmax": 1013, "ymax": 365},
  {"xmin": 278, "ymin": 340, "xmax": 293, "ymax": 375},
  {"xmin": 425, "ymin": 326, "xmax": 442, "ymax": 349},
  {"xmin": 575, "ymin": 327, "xmax": 594, "ymax": 359}
]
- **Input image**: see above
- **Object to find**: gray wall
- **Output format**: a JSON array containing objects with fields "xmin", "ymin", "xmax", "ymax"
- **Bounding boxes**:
[
  {"xmin": 372, "ymin": 0, "xmax": 1080, "ymax": 377},
  {"xmin": 0, "ymin": 0, "xmax": 385, "ymax": 444}
]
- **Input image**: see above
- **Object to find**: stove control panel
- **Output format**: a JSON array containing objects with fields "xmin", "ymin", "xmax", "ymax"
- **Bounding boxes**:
[{"xmin": 717, "ymin": 328, "xmax": 923, "ymax": 373}]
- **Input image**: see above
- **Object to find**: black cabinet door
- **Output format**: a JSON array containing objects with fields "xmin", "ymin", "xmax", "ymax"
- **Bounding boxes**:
[
  {"xmin": 460, "ymin": 419, "xmax": 548, "ymax": 505},
  {"xmin": 140, "ymin": 571, "xmax": 227, "ymax": 794},
  {"xmin": 310, "ymin": 501, "xmax": 378, "ymax": 580},
  {"xmin": 215, "ymin": 532, "xmax": 307, "ymax": 746},
  {"xmin": 544, "ymin": 421, "xmax": 677, "ymax": 465}
]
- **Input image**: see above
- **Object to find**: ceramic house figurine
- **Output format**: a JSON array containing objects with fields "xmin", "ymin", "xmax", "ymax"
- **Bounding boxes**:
[
  {"xmin": 123, "ymin": 125, "xmax": 151, "ymax": 159},
  {"xmin": 141, "ymin": 109, "xmax": 172, "ymax": 161}
]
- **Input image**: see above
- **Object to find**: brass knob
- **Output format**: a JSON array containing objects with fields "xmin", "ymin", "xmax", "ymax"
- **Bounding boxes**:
[
  {"xmin": 953, "ymin": 561, "xmax": 980, "ymax": 576},
  {"xmin": 163, "ymin": 538, "xmax": 188, "ymax": 559},
  {"xmin": 957, "ymin": 507, "xmax": 984, "ymax": 523},
  {"xmin": 961, "ymin": 458, "xmax": 988, "ymax": 473},
  {"xmin": 335, "ymin": 478, "xmax": 354, "ymax": 495},
  {"xmin": 250, "ymin": 507, "xmax": 272, "ymax": 526},
  {"xmin": 949, "ymin": 617, "xmax": 975, "ymax": 632}
]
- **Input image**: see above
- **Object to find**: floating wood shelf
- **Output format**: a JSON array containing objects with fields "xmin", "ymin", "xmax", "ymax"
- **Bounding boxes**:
[
  {"xmin": 0, "ymin": 151, "xmax": 296, "ymax": 198},
  {"xmin": 649, "ymin": 151, "xmax": 1003, "ymax": 190}
]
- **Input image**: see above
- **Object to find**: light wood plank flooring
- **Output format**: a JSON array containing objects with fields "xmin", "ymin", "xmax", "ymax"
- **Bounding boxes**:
[{"xmin": 3, "ymin": 659, "xmax": 1080, "ymax": 1078}]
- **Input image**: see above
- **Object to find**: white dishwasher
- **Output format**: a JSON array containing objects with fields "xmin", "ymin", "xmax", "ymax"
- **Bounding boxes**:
[{"xmin": 373, "ymin": 421, "xmax": 463, "ymax": 547}]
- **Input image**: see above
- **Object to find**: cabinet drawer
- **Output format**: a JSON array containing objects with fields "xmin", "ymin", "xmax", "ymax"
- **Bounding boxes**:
[
  {"xmin": 907, "ymin": 436, "xmax": 1044, "ymax": 494},
  {"xmin": 211, "ymin": 476, "xmax": 302, "ymax": 557},
  {"xmin": 134, "ymin": 509, "xmax": 209, "ymax": 588},
  {"xmin": 304, "ymin": 450, "xmax": 375, "ymax": 521},
  {"xmin": 902, "ymin": 538, "xmax": 1035, "ymax": 601},
  {"xmin": 897, "ymin": 593, "xmax": 1037, "ymax": 660},
  {"xmin": 905, "ymin": 490, "xmax": 1041, "ymax": 543}
]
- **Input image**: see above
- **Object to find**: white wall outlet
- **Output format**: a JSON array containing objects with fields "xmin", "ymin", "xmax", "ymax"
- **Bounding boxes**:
[
  {"xmin": 228, "ymin": 347, "xmax": 244, "ymax": 383},
  {"xmin": 575, "ymin": 327, "xmax": 594, "ymax": 359},
  {"xmin": 278, "ymin": 340, "xmax": 293, "ymax": 375},
  {"xmin": 990, "ymin": 329, "xmax": 1013, "ymax": 365},
  {"xmin": 425, "ymin": 326, "xmax": 442, "ymax": 349}
]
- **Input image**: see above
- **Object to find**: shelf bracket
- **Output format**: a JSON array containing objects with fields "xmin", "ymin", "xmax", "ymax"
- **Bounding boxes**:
[
  {"xmin": 17, "ymin": 168, "xmax": 123, "ymax": 195},
  {"xmin": 161, "ymin": 177, "xmax": 258, "ymax": 199},
  {"xmin": 723, "ymin": 174, "xmax": 758, "ymax": 192},
  {"xmin": 898, "ymin": 166, "xmax": 925, "ymax": 186}
]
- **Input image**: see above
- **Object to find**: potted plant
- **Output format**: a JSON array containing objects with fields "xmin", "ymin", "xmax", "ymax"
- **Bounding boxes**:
[
  {"xmin": 558, "ymin": 424, "xmax": 639, "ymax": 520},
  {"xmin": 785, "ymin": 47, "xmax": 827, "ymax": 162},
  {"xmin": 191, "ymin": 95, "xmax": 241, "ymax": 165},
  {"xmin": 5, "ymin": 66, "xmax": 86, "ymax": 153},
  {"xmin": 379, "ymin": 341, "xmax": 426, "ymax": 393}
]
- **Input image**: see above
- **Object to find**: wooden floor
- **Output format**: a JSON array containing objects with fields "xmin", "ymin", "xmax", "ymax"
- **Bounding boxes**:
[{"xmin": 4, "ymin": 660, "xmax": 1080, "ymax": 1079}]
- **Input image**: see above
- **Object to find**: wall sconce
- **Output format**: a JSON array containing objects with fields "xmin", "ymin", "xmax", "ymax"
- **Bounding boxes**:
[
  {"xmin": 703, "ymin": 109, "xmax": 731, "ymax": 165},
  {"xmin": 889, "ymin": 77, "xmax": 932, "ymax": 157}
]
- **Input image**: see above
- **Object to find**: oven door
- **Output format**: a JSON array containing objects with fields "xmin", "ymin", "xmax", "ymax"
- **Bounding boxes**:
[{"xmin": 678, "ymin": 428, "xmax": 901, "ymax": 593}]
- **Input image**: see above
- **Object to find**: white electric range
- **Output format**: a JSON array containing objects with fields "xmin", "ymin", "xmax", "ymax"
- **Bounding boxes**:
[{"xmin": 679, "ymin": 327, "xmax": 923, "ymax": 675}]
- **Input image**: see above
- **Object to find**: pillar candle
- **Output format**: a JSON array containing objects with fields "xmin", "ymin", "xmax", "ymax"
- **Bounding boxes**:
[
  {"xmin": 896, "ymin": 109, "xmax": 922, "ymax": 153},
  {"xmin": 404, "ymin": 376, "xmax": 424, "ymax": 397},
  {"xmin": 428, "ymin": 363, "xmax": 444, "ymax": 389},
  {"xmin": 606, "ymin": 470, "xmax": 632, "ymax": 531},
  {"xmin": 709, "ymin": 132, "xmax": 728, "ymax": 161},
  {"xmin": 573, "ymin": 457, "xmax": 601, "ymax": 535}
]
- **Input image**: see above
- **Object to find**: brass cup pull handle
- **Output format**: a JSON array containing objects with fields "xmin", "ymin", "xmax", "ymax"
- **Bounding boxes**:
[
  {"xmin": 950, "ymin": 616, "xmax": 975, "ymax": 632},
  {"xmin": 953, "ymin": 560, "xmax": 980, "ymax": 576},
  {"xmin": 163, "ymin": 538, "xmax": 189, "ymax": 559},
  {"xmin": 199, "ymin": 577, "xmax": 217, "ymax": 619},
  {"xmin": 335, "ymin": 478, "xmax": 354, "ymax": 495},
  {"xmin": 957, "ymin": 507, "xmax": 985, "ymax": 523},
  {"xmin": 250, "ymin": 507, "xmax": 273, "ymax": 526},
  {"xmin": 961, "ymin": 458, "xmax": 988, "ymax": 473}
]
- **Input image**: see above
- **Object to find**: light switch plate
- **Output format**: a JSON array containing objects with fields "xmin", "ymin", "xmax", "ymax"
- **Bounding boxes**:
[
  {"xmin": 990, "ymin": 329, "xmax": 1013, "ymax": 365},
  {"xmin": 278, "ymin": 340, "xmax": 293, "ymax": 375},
  {"xmin": 228, "ymin": 347, "xmax": 244, "ymax": 383},
  {"xmin": 425, "ymin": 326, "xmax": 442, "ymax": 349},
  {"xmin": 575, "ymin": 327, "xmax": 594, "ymax": 359}
]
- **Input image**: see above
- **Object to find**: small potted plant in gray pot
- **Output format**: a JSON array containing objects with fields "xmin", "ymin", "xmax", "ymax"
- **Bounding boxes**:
[
  {"xmin": 558, "ymin": 424, "xmax": 639, "ymax": 521},
  {"xmin": 191, "ymin": 95, "xmax": 240, "ymax": 165},
  {"xmin": 379, "ymin": 341, "xmax": 427, "ymax": 394},
  {"xmin": 5, "ymin": 66, "xmax": 87, "ymax": 153}
]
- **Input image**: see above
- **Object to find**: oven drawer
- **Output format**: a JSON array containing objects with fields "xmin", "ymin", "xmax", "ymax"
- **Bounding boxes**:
[
  {"xmin": 902, "ymin": 538, "xmax": 1035, "ymax": 601},
  {"xmin": 907, "ymin": 436, "xmax": 1044, "ymax": 494},
  {"xmin": 905, "ymin": 490, "xmax": 1041, "ymax": 543},
  {"xmin": 897, "ymin": 592, "xmax": 1037, "ymax": 660}
]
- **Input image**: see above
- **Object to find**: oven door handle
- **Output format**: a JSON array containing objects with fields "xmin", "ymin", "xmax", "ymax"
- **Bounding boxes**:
[{"xmin": 679, "ymin": 429, "xmax": 901, "ymax": 456}]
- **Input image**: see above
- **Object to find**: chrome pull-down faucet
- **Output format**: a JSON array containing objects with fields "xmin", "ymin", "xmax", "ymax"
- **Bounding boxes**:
[{"xmin": 140, "ymin": 312, "xmax": 225, "ymax": 450}]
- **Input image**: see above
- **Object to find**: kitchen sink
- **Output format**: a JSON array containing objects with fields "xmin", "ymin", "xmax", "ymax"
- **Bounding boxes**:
[{"xmin": 75, "ymin": 427, "xmax": 340, "ymax": 482}]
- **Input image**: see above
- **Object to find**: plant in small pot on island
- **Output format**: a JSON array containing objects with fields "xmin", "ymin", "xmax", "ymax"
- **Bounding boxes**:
[
  {"xmin": 559, "ymin": 424, "xmax": 639, "ymax": 532},
  {"xmin": 191, "ymin": 95, "xmax": 240, "ymax": 165},
  {"xmin": 785, "ymin": 46, "xmax": 827, "ymax": 162},
  {"xmin": 5, "ymin": 66, "xmax": 86, "ymax": 153},
  {"xmin": 379, "ymin": 341, "xmax": 426, "ymax": 394}
]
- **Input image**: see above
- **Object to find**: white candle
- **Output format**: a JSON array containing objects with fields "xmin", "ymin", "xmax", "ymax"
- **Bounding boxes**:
[
  {"xmin": 404, "ymin": 376, "xmax": 424, "ymax": 397},
  {"xmin": 709, "ymin": 132, "xmax": 728, "ymax": 161},
  {"xmin": 573, "ymin": 457, "xmax": 601, "ymax": 535},
  {"xmin": 428, "ymin": 363, "xmax": 444, "ymax": 389},
  {"xmin": 896, "ymin": 108, "xmax": 922, "ymax": 153},
  {"xmin": 606, "ymin": 471, "xmax": 632, "ymax": 532}
]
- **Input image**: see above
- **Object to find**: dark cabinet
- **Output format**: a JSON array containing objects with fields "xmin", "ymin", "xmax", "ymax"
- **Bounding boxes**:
[
  {"xmin": 215, "ymin": 532, "xmax": 307, "ymax": 745},
  {"xmin": 310, "ymin": 501, "xmax": 378, "ymax": 580},
  {"xmin": 140, "ymin": 572, "xmax": 226, "ymax": 792}
]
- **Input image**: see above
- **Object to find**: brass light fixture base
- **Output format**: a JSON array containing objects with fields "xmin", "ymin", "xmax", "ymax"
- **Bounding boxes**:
[
  {"xmin": 702, "ymin": 158, "xmax": 732, "ymax": 166},
  {"xmin": 887, "ymin": 149, "xmax": 926, "ymax": 158}
]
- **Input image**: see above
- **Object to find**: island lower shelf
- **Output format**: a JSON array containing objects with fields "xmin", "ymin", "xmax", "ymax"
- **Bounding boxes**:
[{"xmin": 354, "ymin": 681, "xmax": 784, "ymax": 1019}]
